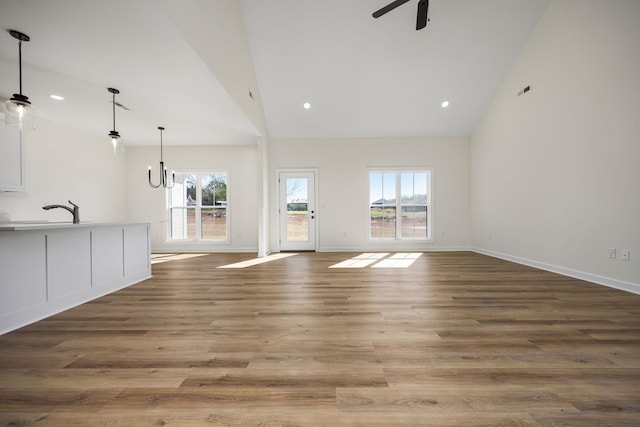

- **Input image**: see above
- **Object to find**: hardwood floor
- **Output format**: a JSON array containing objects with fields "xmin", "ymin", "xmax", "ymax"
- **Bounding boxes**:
[{"xmin": 1, "ymin": 251, "xmax": 639, "ymax": 426}]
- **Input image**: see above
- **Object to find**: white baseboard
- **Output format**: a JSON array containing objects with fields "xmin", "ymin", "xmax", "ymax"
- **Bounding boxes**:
[
  {"xmin": 317, "ymin": 245, "xmax": 472, "ymax": 253},
  {"xmin": 472, "ymin": 247, "xmax": 640, "ymax": 295},
  {"xmin": 152, "ymin": 246, "xmax": 258, "ymax": 253}
]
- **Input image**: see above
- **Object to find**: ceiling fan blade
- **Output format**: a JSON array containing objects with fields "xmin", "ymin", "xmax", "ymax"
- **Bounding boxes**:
[
  {"xmin": 416, "ymin": 0, "xmax": 429, "ymax": 30},
  {"xmin": 372, "ymin": 0, "xmax": 411, "ymax": 18},
  {"xmin": 115, "ymin": 102, "xmax": 131, "ymax": 111}
]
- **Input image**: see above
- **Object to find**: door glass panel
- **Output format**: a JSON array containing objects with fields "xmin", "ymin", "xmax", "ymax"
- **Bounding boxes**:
[{"xmin": 286, "ymin": 177, "xmax": 309, "ymax": 241}]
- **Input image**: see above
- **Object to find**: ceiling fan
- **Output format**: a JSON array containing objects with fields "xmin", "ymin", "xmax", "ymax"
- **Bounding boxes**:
[{"xmin": 373, "ymin": 0, "xmax": 430, "ymax": 30}]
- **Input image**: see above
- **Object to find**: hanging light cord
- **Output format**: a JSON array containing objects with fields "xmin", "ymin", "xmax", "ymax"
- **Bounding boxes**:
[
  {"xmin": 8, "ymin": 30, "xmax": 31, "ymax": 106},
  {"xmin": 107, "ymin": 88, "xmax": 120, "ymax": 141},
  {"xmin": 159, "ymin": 126, "xmax": 164, "ymax": 163},
  {"xmin": 112, "ymin": 91, "xmax": 116, "ymax": 132},
  {"xmin": 111, "ymin": 92, "xmax": 116, "ymax": 131},
  {"xmin": 17, "ymin": 39, "xmax": 23, "ymax": 96}
]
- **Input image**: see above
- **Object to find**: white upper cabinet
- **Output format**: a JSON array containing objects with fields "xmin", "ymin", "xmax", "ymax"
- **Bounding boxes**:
[{"xmin": 0, "ymin": 113, "xmax": 27, "ymax": 192}]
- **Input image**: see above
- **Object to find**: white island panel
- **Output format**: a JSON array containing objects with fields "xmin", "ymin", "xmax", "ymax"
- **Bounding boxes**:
[
  {"xmin": 0, "ymin": 233, "xmax": 46, "ymax": 315},
  {"xmin": 124, "ymin": 224, "xmax": 150, "ymax": 279},
  {"xmin": 47, "ymin": 229, "xmax": 92, "ymax": 300},
  {"xmin": 92, "ymin": 226, "xmax": 125, "ymax": 288}
]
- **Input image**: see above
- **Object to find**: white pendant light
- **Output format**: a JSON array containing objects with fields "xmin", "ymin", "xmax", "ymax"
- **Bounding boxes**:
[
  {"xmin": 5, "ymin": 30, "xmax": 35, "ymax": 130},
  {"xmin": 148, "ymin": 126, "xmax": 175, "ymax": 189}
]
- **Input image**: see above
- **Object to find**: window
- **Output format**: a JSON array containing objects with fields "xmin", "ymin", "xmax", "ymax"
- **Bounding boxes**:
[
  {"xmin": 168, "ymin": 172, "xmax": 228, "ymax": 242},
  {"xmin": 369, "ymin": 170, "xmax": 431, "ymax": 241}
]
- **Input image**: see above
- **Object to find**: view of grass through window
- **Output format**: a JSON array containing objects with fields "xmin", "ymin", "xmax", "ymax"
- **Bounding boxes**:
[
  {"xmin": 369, "ymin": 170, "xmax": 430, "ymax": 240},
  {"xmin": 168, "ymin": 172, "xmax": 228, "ymax": 241},
  {"xmin": 286, "ymin": 177, "xmax": 309, "ymax": 242}
]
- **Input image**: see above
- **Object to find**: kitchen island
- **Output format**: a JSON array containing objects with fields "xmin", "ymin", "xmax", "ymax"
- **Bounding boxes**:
[{"xmin": 0, "ymin": 222, "xmax": 151, "ymax": 334}]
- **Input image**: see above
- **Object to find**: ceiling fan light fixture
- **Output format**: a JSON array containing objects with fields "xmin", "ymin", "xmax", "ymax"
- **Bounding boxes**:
[
  {"xmin": 441, "ymin": 101, "xmax": 450, "ymax": 108},
  {"xmin": 5, "ymin": 29, "xmax": 36, "ymax": 130}
]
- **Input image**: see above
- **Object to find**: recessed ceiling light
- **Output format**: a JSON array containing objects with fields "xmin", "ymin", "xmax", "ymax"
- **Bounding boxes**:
[
  {"xmin": 303, "ymin": 102, "xmax": 311, "ymax": 110},
  {"xmin": 441, "ymin": 101, "xmax": 450, "ymax": 108},
  {"xmin": 50, "ymin": 94, "xmax": 64, "ymax": 101}
]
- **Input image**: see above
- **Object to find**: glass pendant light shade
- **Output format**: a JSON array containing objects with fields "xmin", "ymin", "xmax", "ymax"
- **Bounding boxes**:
[
  {"xmin": 111, "ymin": 135, "xmax": 125, "ymax": 155},
  {"xmin": 109, "ymin": 129, "xmax": 121, "ymax": 153},
  {"xmin": 4, "ymin": 98, "xmax": 36, "ymax": 130},
  {"xmin": 5, "ymin": 30, "xmax": 35, "ymax": 130}
]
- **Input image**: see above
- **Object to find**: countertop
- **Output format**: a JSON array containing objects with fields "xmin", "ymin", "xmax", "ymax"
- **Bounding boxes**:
[{"xmin": 0, "ymin": 221, "xmax": 149, "ymax": 231}]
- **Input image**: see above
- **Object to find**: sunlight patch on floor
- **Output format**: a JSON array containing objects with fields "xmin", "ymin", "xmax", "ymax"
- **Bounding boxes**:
[
  {"xmin": 151, "ymin": 253, "xmax": 209, "ymax": 264},
  {"xmin": 217, "ymin": 253, "xmax": 298, "ymax": 269},
  {"xmin": 372, "ymin": 252, "xmax": 422, "ymax": 268},
  {"xmin": 330, "ymin": 252, "xmax": 422, "ymax": 269},
  {"xmin": 329, "ymin": 253, "xmax": 390, "ymax": 269}
]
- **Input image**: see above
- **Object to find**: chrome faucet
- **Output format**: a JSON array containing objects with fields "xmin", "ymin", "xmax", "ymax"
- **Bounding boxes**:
[{"xmin": 42, "ymin": 200, "xmax": 80, "ymax": 224}]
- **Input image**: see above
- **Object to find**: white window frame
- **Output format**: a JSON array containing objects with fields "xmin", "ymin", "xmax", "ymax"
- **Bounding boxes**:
[
  {"xmin": 368, "ymin": 168, "xmax": 433, "ymax": 242},
  {"xmin": 166, "ymin": 170, "xmax": 230, "ymax": 243}
]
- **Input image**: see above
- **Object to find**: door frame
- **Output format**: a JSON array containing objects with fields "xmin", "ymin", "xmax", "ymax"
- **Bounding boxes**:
[{"xmin": 276, "ymin": 168, "xmax": 318, "ymax": 252}]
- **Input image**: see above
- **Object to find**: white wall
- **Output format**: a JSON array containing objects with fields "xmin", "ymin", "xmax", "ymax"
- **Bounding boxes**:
[
  {"xmin": 156, "ymin": 0, "xmax": 271, "ymax": 255},
  {"xmin": 270, "ymin": 137, "xmax": 470, "ymax": 252},
  {"xmin": 159, "ymin": 0, "xmax": 269, "ymax": 138},
  {"xmin": 0, "ymin": 118, "xmax": 127, "ymax": 222},
  {"xmin": 471, "ymin": 0, "xmax": 640, "ymax": 291},
  {"xmin": 126, "ymin": 144, "xmax": 259, "ymax": 252}
]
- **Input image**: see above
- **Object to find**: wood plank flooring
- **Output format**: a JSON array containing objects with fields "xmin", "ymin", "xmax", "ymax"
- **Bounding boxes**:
[{"xmin": 0, "ymin": 251, "xmax": 639, "ymax": 426}]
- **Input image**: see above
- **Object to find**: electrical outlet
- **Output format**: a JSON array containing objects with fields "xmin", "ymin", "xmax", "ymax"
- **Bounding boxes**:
[
  {"xmin": 608, "ymin": 248, "xmax": 617, "ymax": 259},
  {"xmin": 621, "ymin": 250, "xmax": 630, "ymax": 261}
]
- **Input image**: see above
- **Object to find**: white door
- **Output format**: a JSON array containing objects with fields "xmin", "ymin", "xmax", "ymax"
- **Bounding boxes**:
[{"xmin": 279, "ymin": 171, "xmax": 316, "ymax": 251}]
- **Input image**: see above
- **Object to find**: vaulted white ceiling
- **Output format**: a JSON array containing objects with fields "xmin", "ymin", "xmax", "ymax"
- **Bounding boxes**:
[
  {"xmin": 242, "ymin": 0, "xmax": 551, "ymax": 138},
  {"xmin": 0, "ymin": 0, "xmax": 261, "ymax": 146},
  {"xmin": 0, "ymin": 0, "xmax": 551, "ymax": 145}
]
